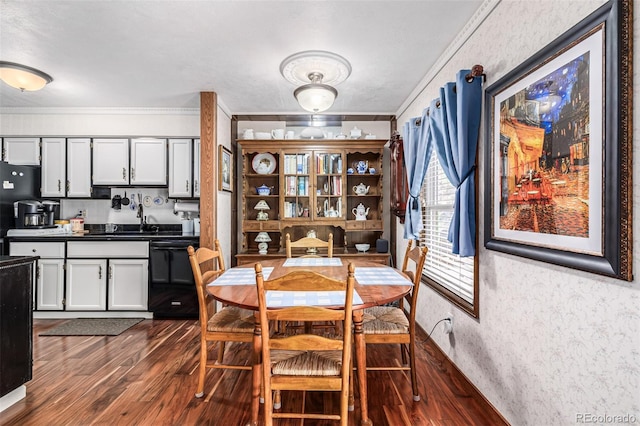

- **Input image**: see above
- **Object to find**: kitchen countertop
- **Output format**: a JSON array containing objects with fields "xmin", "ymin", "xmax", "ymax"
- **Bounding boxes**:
[{"xmin": 5, "ymin": 224, "xmax": 199, "ymax": 242}]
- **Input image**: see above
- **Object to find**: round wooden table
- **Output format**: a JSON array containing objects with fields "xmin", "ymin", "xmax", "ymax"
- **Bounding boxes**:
[{"xmin": 206, "ymin": 258, "xmax": 412, "ymax": 426}]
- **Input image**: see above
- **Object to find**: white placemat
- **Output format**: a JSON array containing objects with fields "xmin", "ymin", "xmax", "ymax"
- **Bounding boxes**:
[
  {"xmin": 355, "ymin": 267, "xmax": 413, "ymax": 285},
  {"xmin": 266, "ymin": 290, "xmax": 363, "ymax": 307},
  {"xmin": 209, "ymin": 267, "xmax": 273, "ymax": 286},
  {"xmin": 282, "ymin": 257, "xmax": 343, "ymax": 267}
]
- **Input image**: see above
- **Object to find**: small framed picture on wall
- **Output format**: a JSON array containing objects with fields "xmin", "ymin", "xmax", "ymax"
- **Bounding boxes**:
[{"xmin": 219, "ymin": 145, "xmax": 233, "ymax": 192}]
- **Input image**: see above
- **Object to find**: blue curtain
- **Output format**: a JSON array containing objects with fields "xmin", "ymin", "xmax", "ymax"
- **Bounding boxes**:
[
  {"xmin": 430, "ymin": 69, "xmax": 483, "ymax": 256},
  {"xmin": 402, "ymin": 108, "xmax": 433, "ymax": 240}
]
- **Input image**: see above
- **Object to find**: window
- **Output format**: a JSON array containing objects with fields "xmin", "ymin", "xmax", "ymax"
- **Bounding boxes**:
[{"xmin": 420, "ymin": 149, "xmax": 478, "ymax": 317}]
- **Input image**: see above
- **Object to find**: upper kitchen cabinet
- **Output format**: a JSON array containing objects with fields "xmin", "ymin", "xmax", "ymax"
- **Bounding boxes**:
[
  {"xmin": 41, "ymin": 138, "xmax": 66, "ymax": 197},
  {"xmin": 130, "ymin": 138, "xmax": 167, "ymax": 185},
  {"xmin": 92, "ymin": 138, "xmax": 129, "ymax": 185},
  {"xmin": 193, "ymin": 139, "xmax": 201, "ymax": 197},
  {"xmin": 67, "ymin": 138, "xmax": 92, "ymax": 198},
  {"xmin": 2, "ymin": 137, "xmax": 40, "ymax": 165},
  {"xmin": 168, "ymin": 138, "xmax": 191, "ymax": 197}
]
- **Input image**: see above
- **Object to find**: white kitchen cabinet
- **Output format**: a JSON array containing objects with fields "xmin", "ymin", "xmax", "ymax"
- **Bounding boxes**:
[
  {"xmin": 66, "ymin": 259, "xmax": 107, "ymax": 310},
  {"xmin": 108, "ymin": 259, "xmax": 148, "ymax": 310},
  {"xmin": 193, "ymin": 139, "xmax": 201, "ymax": 197},
  {"xmin": 10, "ymin": 242, "xmax": 65, "ymax": 311},
  {"xmin": 67, "ymin": 241, "xmax": 149, "ymax": 312},
  {"xmin": 67, "ymin": 138, "xmax": 92, "ymax": 198},
  {"xmin": 168, "ymin": 138, "xmax": 192, "ymax": 197},
  {"xmin": 3, "ymin": 137, "xmax": 40, "ymax": 165},
  {"xmin": 92, "ymin": 138, "xmax": 129, "ymax": 185},
  {"xmin": 130, "ymin": 138, "xmax": 167, "ymax": 185},
  {"xmin": 41, "ymin": 138, "xmax": 66, "ymax": 197},
  {"xmin": 37, "ymin": 259, "xmax": 65, "ymax": 310}
]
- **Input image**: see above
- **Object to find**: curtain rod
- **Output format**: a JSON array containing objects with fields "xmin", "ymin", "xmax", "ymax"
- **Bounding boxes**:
[{"xmin": 414, "ymin": 64, "xmax": 485, "ymax": 126}]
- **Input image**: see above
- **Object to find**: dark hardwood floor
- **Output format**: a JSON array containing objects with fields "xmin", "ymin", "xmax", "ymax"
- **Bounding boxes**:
[{"xmin": 1, "ymin": 319, "xmax": 507, "ymax": 426}]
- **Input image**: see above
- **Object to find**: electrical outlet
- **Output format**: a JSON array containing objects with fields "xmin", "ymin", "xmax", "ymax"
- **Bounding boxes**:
[
  {"xmin": 81, "ymin": 209, "xmax": 87, "ymax": 218},
  {"xmin": 443, "ymin": 313, "xmax": 453, "ymax": 334}
]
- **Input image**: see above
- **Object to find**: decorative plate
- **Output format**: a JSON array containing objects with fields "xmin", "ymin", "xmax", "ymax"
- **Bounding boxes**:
[
  {"xmin": 153, "ymin": 196, "xmax": 164, "ymax": 206},
  {"xmin": 252, "ymin": 153, "xmax": 277, "ymax": 174},
  {"xmin": 143, "ymin": 195, "xmax": 153, "ymax": 207}
]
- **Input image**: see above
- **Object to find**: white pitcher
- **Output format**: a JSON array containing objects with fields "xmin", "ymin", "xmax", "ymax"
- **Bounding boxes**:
[
  {"xmin": 271, "ymin": 129, "xmax": 285, "ymax": 139},
  {"xmin": 243, "ymin": 129, "xmax": 254, "ymax": 139}
]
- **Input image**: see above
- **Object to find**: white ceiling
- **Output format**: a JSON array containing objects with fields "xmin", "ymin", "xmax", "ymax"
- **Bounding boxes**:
[{"xmin": 0, "ymin": 0, "xmax": 484, "ymax": 115}]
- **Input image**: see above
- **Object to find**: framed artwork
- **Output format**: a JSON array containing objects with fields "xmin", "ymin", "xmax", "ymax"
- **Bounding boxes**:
[
  {"xmin": 484, "ymin": 0, "xmax": 632, "ymax": 280},
  {"xmin": 219, "ymin": 145, "xmax": 233, "ymax": 192}
]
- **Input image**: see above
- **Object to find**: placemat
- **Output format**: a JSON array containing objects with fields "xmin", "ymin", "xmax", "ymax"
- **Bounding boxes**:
[
  {"xmin": 209, "ymin": 267, "xmax": 273, "ymax": 286},
  {"xmin": 355, "ymin": 267, "xmax": 413, "ymax": 285},
  {"xmin": 266, "ymin": 290, "xmax": 363, "ymax": 307},
  {"xmin": 283, "ymin": 257, "xmax": 343, "ymax": 267}
]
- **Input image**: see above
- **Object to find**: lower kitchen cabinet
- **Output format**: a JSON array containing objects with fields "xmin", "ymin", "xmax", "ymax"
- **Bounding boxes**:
[
  {"xmin": 67, "ymin": 241, "xmax": 149, "ymax": 312},
  {"xmin": 37, "ymin": 259, "xmax": 65, "ymax": 310},
  {"xmin": 9, "ymin": 241, "xmax": 65, "ymax": 310},
  {"xmin": 108, "ymin": 259, "xmax": 148, "ymax": 310},
  {"xmin": 65, "ymin": 259, "xmax": 107, "ymax": 310}
]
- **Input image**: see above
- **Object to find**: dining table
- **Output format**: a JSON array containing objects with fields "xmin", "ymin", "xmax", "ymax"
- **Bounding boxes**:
[{"xmin": 206, "ymin": 257, "xmax": 413, "ymax": 426}]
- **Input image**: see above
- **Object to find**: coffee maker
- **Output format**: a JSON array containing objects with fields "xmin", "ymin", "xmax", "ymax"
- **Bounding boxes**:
[
  {"xmin": 41, "ymin": 200, "xmax": 60, "ymax": 226},
  {"xmin": 15, "ymin": 200, "xmax": 47, "ymax": 228}
]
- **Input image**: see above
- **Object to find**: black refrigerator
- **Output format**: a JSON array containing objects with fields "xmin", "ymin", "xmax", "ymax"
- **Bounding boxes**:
[{"xmin": 0, "ymin": 161, "xmax": 41, "ymax": 254}]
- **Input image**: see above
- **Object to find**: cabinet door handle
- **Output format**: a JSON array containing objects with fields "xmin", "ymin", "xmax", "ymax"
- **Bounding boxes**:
[
  {"xmin": 131, "ymin": 167, "xmax": 135, "ymax": 181},
  {"xmin": 194, "ymin": 180, "xmax": 198, "ymax": 193},
  {"xmin": 98, "ymin": 265, "xmax": 102, "ymax": 279},
  {"xmin": 58, "ymin": 179, "xmax": 62, "ymax": 192},
  {"xmin": 122, "ymin": 168, "xmax": 127, "ymax": 181},
  {"xmin": 109, "ymin": 265, "xmax": 113, "ymax": 280},
  {"xmin": 37, "ymin": 265, "xmax": 41, "ymax": 281},
  {"xmin": 186, "ymin": 180, "xmax": 189, "ymax": 192},
  {"xmin": 66, "ymin": 180, "xmax": 70, "ymax": 192}
]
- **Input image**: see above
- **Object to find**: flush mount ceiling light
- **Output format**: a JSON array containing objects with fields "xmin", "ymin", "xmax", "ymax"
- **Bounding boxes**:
[
  {"xmin": 280, "ymin": 51, "xmax": 351, "ymax": 113},
  {"xmin": 0, "ymin": 61, "xmax": 53, "ymax": 91}
]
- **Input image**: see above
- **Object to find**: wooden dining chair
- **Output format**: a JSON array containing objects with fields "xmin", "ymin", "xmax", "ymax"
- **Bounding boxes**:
[
  {"xmin": 284, "ymin": 232, "xmax": 337, "ymax": 334},
  {"xmin": 361, "ymin": 239, "xmax": 428, "ymax": 401},
  {"xmin": 255, "ymin": 262, "xmax": 355, "ymax": 426},
  {"xmin": 285, "ymin": 232, "xmax": 333, "ymax": 258},
  {"xmin": 187, "ymin": 242, "xmax": 254, "ymax": 399}
]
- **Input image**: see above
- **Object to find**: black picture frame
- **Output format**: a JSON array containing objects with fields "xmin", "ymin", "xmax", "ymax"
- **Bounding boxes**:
[{"xmin": 483, "ymin": 0, "xmax": 632, "ymax": 281}]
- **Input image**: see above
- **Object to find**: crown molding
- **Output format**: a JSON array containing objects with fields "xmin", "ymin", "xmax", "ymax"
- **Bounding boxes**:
[
  {"xmin": 395, "ymin": 0, "xmax": 501, "ymax": 118},
  {"xmin": 0, "ymin": 106, "xmax": 201, "ymax": 115}
]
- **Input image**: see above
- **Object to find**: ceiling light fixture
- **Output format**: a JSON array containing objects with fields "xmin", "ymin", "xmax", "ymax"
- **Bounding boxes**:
[
  {"xmin": 280, "ymin": 51, "xmax": 351, "ymax": 113},
  {"xmin": 0, "ymin": 61, "xmax": 53, "ymax": 91}
]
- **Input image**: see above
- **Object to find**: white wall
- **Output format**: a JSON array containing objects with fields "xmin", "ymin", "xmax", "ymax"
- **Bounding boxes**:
[
  {"xmin": 396, "ymin": 1, "xmax": 639, "ymax": 424},
  {"xmin": 216, "ymin": 106, "xmax": 233, "ymax": 267}
]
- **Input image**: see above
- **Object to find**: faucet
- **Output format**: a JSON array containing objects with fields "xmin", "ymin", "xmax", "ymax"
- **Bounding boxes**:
[{"xmin": 137, "ymin": 203, "xmax": 146, "ymax": 231}]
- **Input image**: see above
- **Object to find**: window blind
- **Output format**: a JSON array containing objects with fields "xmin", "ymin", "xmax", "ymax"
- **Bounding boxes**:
[{"xmin": 420, "ymin": 150, "xmax": 475, "ymax": 304}]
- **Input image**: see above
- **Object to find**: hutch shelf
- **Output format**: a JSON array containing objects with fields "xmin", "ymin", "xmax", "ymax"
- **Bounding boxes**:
[{"xmin": 238, "ymin": 139, "xmax": 388, "ymax": 262}]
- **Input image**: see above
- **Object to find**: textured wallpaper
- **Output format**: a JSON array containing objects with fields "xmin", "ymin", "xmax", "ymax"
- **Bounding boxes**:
[{"xmin": 397, "ymin": 0, "xmax": 639, "ymax": 424}]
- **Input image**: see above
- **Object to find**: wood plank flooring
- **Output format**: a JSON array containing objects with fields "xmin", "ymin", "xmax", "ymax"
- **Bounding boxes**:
[{"xmin": 1, "ymin": 319, "xmax": 508, "ymax": 426}]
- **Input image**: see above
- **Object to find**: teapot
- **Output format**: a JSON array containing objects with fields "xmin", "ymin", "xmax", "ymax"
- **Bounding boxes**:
[
  {"xmin": 352, "ymin": 203, "xmax": 370, "ymax": 221},
  {"xmin": 355, "ymin": 160, "xmax": 368, "ymax": 174},
  {"xmin": 353, "ymin": 183, "xmax": 370, "ymax": 196},
  {"xmin": 256, "ymin": 184, "xmax": 272, "ymax": 196}
]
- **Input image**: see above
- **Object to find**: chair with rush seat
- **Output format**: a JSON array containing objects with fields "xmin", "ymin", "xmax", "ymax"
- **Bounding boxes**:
[
  {"xmin": 285, "ymin": 232, "xmax": 333, "ymax": 258},
  {"xmin": 361, "ymin": 239, "xmax": 428, "ymax": 401},
  {"xmin": 255, "ymin": 262, "xmax": 355, "ymax": 426},
  {"xmin": 284, "ymin": 232, "xmax": 337, "ymax": 334},
  {"xmin": 187, "ymin": 241, "xmax": 254, "ymax": 398}
]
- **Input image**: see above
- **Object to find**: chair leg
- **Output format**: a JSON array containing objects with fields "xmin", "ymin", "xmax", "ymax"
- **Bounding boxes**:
[
  {"xmin": 348, "ymin": 356, "xmax": 355, "ymax": 411},
  {"xmin": 195, "ymin": 339, "xmax": 208, "ymax": 398},
  {"xmin": 400, "ymin": 342, "xmax": 408, "ymax": 366},
  {"xmin": 409, "ymin": 336, "xmax": 420, "ymax": 401},
  {"xmin": 217, "ymin": 341, "xmax": 226, "ymax": 364},
  {"xmin": 273, "ymin": 390, "xmax": 281, "ymax": 409}
]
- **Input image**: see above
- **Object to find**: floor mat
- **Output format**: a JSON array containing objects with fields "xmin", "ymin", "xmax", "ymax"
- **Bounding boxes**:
[{"xmin": 39, "ymin": 318, "xmax": 144, "ymax": 336}]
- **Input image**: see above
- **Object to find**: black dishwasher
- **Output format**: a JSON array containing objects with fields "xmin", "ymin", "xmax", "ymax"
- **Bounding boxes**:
[{"xmin": 149, "ymin": 239, "xmax": 199, "ymax": 318}]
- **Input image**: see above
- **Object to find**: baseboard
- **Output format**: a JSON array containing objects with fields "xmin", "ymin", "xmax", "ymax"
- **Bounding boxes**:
[
  {"xmin": 415, "ymin": 322, "xmax": 510, "ymax": 425},
  {"xmin": 34, "ymin": 311, "xmax": 154, "ymax": 319}
]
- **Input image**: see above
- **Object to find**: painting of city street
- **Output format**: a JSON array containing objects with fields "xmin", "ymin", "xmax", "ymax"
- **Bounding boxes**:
[
  {"xmin": 497, "ymin": 53, "xmax": 590, "ymax": 238},
  {"xmin": 484, "ymin": 0, "xmax": 633, "ymax": 281}
]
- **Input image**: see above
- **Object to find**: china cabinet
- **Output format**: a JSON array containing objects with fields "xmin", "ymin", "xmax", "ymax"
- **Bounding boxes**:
[{"xmin": 238, "ymin": 139, "xmax": 386, "ymax": 260}]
